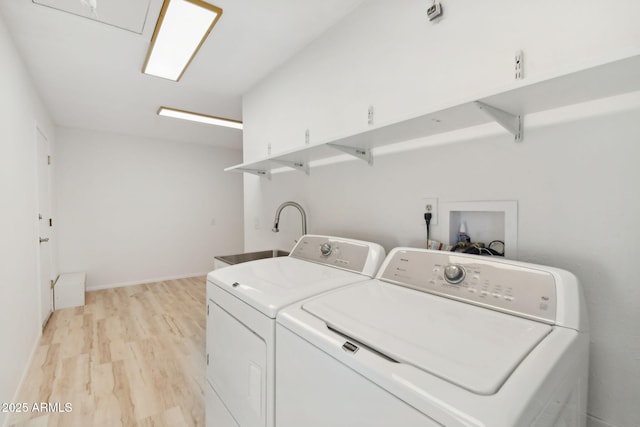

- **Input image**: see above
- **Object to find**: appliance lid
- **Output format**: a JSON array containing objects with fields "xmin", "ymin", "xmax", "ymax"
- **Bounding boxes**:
[
  {"xmin": 301, "ymin": 280, "xmax": 553, "ymax": 395},
  {"xmin": 207, "ymin": 257, "xmax": 368, "ymax": 318}
]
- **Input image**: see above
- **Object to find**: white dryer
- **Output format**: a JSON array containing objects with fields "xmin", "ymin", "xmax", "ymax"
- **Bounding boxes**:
[
  {"xmin": 275, "ymin": 248, "xmax": 589, "ymax": 427},
  {"xmin": 205, "ymin": 235, "xmax": 385, "ymax": 427}
]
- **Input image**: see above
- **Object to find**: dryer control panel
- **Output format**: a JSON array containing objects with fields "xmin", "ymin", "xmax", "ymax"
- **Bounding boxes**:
[
  {"xmin": 290, "ymin": 235, "xmax": 385, "ymax": 277},
  {"xmin": 379, "ymin": 249, "xmax": 557, "ymax": 324}
]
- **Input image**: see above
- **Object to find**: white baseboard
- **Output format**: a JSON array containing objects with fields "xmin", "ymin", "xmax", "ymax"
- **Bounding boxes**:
[
  {"xmin": 3, "ymin": 328, "xmax": 42, "ymax": 427},
  {"xmin": 86, "ymin": 272, "xmax": 208, "ymax": 292},
  {"xmin": 588, "ymin": 414, "xmax": 619, "ymax": 427}
]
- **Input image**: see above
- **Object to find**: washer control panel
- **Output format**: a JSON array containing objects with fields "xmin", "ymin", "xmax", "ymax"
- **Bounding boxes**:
[
  {"xmin": 380, "ymin": 249, "xmax": 557, "ymax": 323},
  {"xmin": 291, "ymin": 235, "xmax": 380, "ymax": 275}
]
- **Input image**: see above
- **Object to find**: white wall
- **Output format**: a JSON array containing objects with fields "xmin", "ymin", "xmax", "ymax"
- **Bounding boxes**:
[
  {"xmin": 55, "ymin": 128, "xmax": 244, "ymax": 289},
  {"xmin": 0, "ymin": 12, "xmax": 57, "ymax": 427},
  {"xmin": 242, "ymin": 1, "xmax": 640, "ymax": 426}
]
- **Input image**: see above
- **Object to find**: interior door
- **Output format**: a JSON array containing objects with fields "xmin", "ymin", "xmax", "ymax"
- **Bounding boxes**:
[{"xmin": 36, "ymin": 127, "xmax": 53, "ymax": 329}]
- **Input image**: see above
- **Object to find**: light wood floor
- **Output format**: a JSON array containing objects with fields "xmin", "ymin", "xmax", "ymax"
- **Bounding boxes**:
[{"xmin": 9, "ymin": 277, "xmax": 206, "ymax": 427}]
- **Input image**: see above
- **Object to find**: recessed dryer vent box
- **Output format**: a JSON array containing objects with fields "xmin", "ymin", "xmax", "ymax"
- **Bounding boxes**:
[{"xmin": 442, "ymin": 201, "xmax": 518, "ymax": 259}]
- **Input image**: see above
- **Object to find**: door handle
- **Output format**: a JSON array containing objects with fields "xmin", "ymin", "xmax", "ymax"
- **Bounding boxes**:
[{"xmin": 39, "ymin": 237, "xmax": 49, "ymax": 243}]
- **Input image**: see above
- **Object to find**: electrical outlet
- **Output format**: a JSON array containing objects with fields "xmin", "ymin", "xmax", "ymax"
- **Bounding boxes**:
[{"xmin": 422, "ymin": 198, "xmax": 438, "ymax": 225}]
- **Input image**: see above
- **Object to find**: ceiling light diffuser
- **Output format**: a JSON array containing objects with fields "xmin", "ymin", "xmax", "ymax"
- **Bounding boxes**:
[
  {"xmin": 143, "ymin": 0, "xmax": 222, "ymax": 81},
  {"xmin": 158, "ymin": 107, "xmax": 243, "ymax": 130}
]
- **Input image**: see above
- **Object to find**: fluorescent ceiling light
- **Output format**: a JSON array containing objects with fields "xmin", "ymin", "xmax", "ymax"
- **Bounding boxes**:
[
  {"xmin": 158, "ymin": 107, "xmax": 243, "ymax": 130},
  {"xmin": 143, "ymin": 0, "xmax": 222, "ymax": 81}
]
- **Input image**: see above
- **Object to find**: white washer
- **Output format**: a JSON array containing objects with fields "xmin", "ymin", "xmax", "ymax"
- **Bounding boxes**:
[
  {"xmin": 205, "ymin": 235, "xmax": 385, "ymax": 427},
  {"xmin": 276, "ymin": 248, "xmax": 590, "ymax": 427}
]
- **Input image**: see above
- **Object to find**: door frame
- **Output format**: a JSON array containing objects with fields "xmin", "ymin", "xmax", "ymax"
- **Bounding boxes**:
[{"xmin": 36, "ymin": 125, "xmax": 53, "ymax": 330}]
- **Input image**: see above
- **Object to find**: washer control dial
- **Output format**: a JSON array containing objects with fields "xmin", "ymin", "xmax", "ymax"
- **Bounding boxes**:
[
  {"xmin": 444, "ymin": 264, "xmax": 465, "ymax": 284},
  {"xmin": 320, "ymin": 242, "xmax": 333, "ymax": 257}
]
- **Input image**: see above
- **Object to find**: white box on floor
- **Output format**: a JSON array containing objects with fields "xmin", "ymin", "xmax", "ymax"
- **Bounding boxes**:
[{"xmin": 54, "ymin": 272, "xmax": 86, "ymax": 309}]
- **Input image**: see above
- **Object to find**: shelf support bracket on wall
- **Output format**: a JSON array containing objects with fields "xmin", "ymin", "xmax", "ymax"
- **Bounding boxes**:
[
  {"xmin": 272, "ymin": 159, "xmax": 310, "ymax": 175},
  {"xmin": 237, "ymin": 168, "xmax": 271, "ymax": 180},
  {"xmin": 475, "ymin": 101, "xmax": 523, "ymax": 142},
  {"xmin": 327, "ymin": 143, "xmax": 374, "ymax": 166}
]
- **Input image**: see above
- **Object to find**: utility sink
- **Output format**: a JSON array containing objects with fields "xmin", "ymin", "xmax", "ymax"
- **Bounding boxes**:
[{"xmin": 215, "ymin": 249, "xmax": 289, "ymax": 266}]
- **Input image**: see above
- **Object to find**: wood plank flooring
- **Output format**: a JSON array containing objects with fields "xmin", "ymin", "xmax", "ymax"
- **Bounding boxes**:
[{"xmin": 8, "ymin": 277, "xmax": 206, "ymax": 427}]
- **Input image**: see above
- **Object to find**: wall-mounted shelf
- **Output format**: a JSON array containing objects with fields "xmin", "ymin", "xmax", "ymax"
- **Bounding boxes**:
[{"xmin": 226, "ymin": 52, "xmax": 640, "ymax": 178}]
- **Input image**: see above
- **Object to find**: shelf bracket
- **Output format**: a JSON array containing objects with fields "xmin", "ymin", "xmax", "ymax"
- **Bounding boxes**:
[
  {"xmin": 475, "ymin": 101, "xmax": 523, "ymax": 142},
  {"xmin": 237, "ymin": 168, "xmax": 271, "ymax": 180},
  {"xmin": 272, "ymin": 159, "xmax": 310, "ymax": 175},
  {"xmin": 327, "ymin": 143, "xmax": 374, "ymax": 166}
]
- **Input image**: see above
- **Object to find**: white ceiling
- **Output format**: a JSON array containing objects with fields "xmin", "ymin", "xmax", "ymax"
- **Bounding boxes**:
[{"xmin": 0, "ymin": 0, "xmax": 364, "ymax": 149}]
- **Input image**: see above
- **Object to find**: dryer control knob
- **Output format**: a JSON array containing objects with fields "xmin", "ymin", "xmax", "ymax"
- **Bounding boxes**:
[
  {"xmin": 320, "ymin": 242, "xmax": 333, "ymax": 257},
  {"xmin": 444, "ymin": 264, "xmax": 465, "ymax": 284}
]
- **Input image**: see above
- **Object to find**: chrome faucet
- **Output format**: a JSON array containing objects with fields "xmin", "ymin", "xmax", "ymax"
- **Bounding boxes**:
[{"xmin": 272, "ymin": 201, "xmax": 307, "ymax": 236}]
